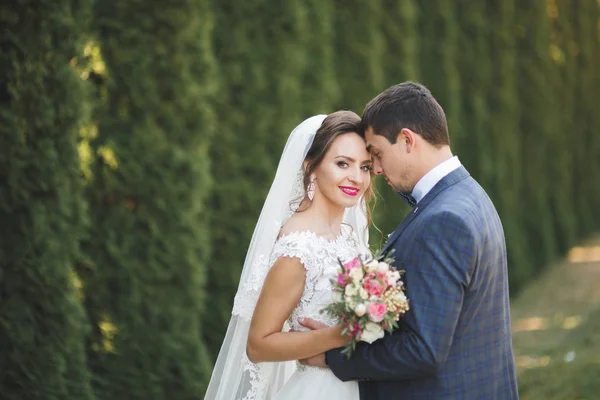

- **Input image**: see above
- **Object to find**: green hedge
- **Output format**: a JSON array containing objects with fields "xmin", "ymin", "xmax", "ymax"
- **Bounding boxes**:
[
  {"xmin": 80, "ymin": 1, "xmax": 215, "ymax": 398},
  {"xmin": 0, "ymin": 1, "xmax": 94, "ymax": 398},
  {"xmin": 371, "ymin": 0, "xmax": 420, "ymax": 241},
  {"xmin": 486, "ymin": 0, "xmax": 530, "ymax": 286},
  {"xmin": 2, "ymin": 1, "xmax": 600, "ymax": 397}
]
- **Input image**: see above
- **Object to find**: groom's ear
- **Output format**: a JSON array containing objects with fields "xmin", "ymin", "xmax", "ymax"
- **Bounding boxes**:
[{"xmin": 399, "ymin": 128, "xmax": 417, "ymax": 153}]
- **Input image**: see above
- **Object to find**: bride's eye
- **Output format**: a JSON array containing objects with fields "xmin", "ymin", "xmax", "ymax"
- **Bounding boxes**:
[
  {"xmin": 361, "ymin": 165, "xmax": 373, "ymax": 172},
  {"xmin": 336, "ymin": 161, "xmax": 349, "ymax": 168}
]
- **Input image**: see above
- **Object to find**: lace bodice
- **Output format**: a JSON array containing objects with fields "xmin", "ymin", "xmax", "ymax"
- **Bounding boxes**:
[
  {"xmin": 230, "ymin": 228, "xmax": 368, "ymax": 399},
  {"xmin": 270, "ymin": 230, "xmax": 363, "ymax": 331},
  {"xmin": 233, "ymin": 227, "xmax": 367, "ymax": 323}
]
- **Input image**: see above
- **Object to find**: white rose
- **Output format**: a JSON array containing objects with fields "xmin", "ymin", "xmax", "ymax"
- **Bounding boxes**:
[
  {"xmin": 349, "ymin": 266, "xmax": 364, "ymax": 283},
  {"xmin": 346, "ymin": 297, "xmax": 357, "ymax": 310},
  {"xmin": 354, "ymin": 303, "xmax": 367, "ymax": 317},
  {"xmin": 386, "ymin": 271, "xmax": 400, "ymax": 286},
  {"xmin": 377, "ymin": 262, "xmax": 390, "ymax": 273},
  {"xmin": 359, "ymin": 287, "xmax": 369, "ymax": 299},
  {"xmin": 332, "ymin": 290, "xmax": 343, "ymax": 303},
  {"xmin": 345, "ymin": 284, "xmax": 358, "ymax": 297},
  {"xmin": 360, "ymin": 322, "xmax": 385, "ymax": 344},
  {"xmin": 365, "ymin": 260, "xmax": 379, "ymax": 273}
]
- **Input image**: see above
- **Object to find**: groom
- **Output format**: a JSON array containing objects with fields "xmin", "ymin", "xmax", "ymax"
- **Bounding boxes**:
[{"xmin": 300, "ymin": 82, "xmax": 519, "ymax": 399}]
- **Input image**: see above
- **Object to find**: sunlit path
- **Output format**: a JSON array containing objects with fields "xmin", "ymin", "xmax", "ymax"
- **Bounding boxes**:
[{"xmin": 511, "ymin": 235, "xmax": 600, "ymax": 398}]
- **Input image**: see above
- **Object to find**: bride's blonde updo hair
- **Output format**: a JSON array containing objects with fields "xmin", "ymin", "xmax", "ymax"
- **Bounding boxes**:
[{"xmin": 300, "ymin": 110, "xmax": 375, "ymax": 225}]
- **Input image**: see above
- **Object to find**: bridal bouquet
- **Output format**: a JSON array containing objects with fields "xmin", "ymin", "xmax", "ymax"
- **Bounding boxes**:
[{"xmin": 320, "ymin": 253, "xmax": 409, "ymax": 358}]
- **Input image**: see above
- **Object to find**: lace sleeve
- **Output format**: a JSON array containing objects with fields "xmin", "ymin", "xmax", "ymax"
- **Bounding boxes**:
[
  {"xmin": 270, "ymin": 231, "xmax": 328, "ymax": 285},
  {"xmin": 270, "ymin": 232, "xmax": 318, "ymax": 268},
  {"xmin": 232, "ymin": 231, "xmax": 320, "ymax": 321},
  {"xmin": 269, "ymin": 231, "xmax": 328, "ymax": 313}
]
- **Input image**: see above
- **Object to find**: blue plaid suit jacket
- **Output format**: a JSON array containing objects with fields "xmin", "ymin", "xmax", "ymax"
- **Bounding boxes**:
[{"xmin": 326, "ymin": 167, "xmax": 519, "ymax": 399}]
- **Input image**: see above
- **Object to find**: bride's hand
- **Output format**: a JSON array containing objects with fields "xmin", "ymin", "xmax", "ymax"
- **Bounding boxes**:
[{"xmin": 299, "ymin": 318, "xmax": 352, "ymax": 346}]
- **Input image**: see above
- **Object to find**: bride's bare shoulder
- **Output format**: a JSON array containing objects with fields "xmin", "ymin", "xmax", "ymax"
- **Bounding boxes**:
[
  {"xmin": 278, "ymin": 213, "xmax": 318, "ymax": 238},
  {"xmin": 279, "ymin": 214, "xmax": 309, "ymax": 236}
]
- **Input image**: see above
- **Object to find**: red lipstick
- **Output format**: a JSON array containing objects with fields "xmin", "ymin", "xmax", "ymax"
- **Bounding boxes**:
[{"xmin": 339, "ymin": 186, "xmax": 359, "ymax": 197}]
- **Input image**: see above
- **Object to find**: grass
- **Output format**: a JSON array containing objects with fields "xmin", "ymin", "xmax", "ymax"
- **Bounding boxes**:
[{"xmin": 511, "ymin": 235, "xmax": 600, "ymax": 400}]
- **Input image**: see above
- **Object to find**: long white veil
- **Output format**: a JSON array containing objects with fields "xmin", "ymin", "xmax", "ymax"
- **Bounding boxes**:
[{"xmin": 204, "ymin": 115, "xmax": 369, "ymax": 400}]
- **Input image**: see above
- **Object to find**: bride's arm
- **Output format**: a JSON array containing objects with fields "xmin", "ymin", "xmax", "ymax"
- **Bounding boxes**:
[{"xmin": 246, "ymin": 256, "xmax": 348, "ymax": 363}]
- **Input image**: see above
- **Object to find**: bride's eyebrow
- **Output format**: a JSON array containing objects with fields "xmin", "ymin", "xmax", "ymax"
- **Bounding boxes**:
[{"xmin": 334, "ymin": 155, "xmax": 372, "ymax": 164}]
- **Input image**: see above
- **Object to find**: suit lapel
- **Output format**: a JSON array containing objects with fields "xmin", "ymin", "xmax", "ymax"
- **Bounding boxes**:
[
  {"xmin": 382, "ymin": 207, "xmax": 418, "ymax": 254},
  {"xmin": 382, "ymin": 166, "xmax": 471, "ymax": 254}
]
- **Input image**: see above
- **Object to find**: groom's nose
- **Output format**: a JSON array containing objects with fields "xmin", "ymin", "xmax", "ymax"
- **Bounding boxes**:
[{"xmin": 373, "ymin": 159, "xmax": 383, "ymax": 175}]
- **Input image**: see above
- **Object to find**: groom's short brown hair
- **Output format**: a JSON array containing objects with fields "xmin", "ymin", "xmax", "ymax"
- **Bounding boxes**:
[{"xmin": 361, "ymin": 82, "xmax": 449, "ymax": 146}]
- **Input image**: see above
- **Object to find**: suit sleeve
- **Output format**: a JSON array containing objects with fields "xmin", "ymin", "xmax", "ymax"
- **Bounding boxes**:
[{"xmin": 326, "ymin": 211, "xmax": 476, "ymax": 381}]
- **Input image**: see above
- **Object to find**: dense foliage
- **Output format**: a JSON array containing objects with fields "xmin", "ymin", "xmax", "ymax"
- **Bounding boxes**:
[
  {"xmin": 0, "ymin": 1, "xmax": 95, "ymax": 398},
  {"xmin": 1, "ymin": 1, "xmax": 599, "ymax": 398}
]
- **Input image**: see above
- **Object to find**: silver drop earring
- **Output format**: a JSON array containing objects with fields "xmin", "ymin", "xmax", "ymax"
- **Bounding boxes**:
[{"xmin": 307, "ymin": 175, "xmax": 316, "ymax": 201}]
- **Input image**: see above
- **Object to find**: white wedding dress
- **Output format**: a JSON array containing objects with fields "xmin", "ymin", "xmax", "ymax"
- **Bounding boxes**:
[
  {"xmin": 268, "ymin": 229, "xmax": 362, "ymax": 400},
  {"xmin": 204, "ymin": 115, "xmax": 369, "ymax": 400}
]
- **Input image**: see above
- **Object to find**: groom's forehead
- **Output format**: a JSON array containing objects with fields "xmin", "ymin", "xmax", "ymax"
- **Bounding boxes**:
[
  {"xmin": 364, "ymin": 126, "xmax": 380, "ymax": 143},
  {"xmin": 364, "ymin": 128, "xmax": 373, "ymax": 147},
  {"xmin": 365, "ymin": 134, "xmax": 383, "ymax": 150}
]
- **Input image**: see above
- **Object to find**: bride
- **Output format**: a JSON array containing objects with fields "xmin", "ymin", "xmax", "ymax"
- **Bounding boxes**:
[{"xmin": 205, "ymin": 111, "xmax": 373, "ymax": 400}]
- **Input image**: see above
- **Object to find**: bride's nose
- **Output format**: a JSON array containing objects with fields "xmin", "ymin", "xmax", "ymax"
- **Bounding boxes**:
[{"xmin": 347, "ymin": 168, "xmax": 362, "ymax": 185}]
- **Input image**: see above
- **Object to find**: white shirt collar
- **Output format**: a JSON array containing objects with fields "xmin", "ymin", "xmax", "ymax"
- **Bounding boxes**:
[{"xmin": 411, "ymin": 156, "xmax": 462, "ymax": 204}]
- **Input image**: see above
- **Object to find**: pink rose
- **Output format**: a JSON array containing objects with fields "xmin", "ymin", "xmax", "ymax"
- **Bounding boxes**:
[
  {"xmin": 337, "ymin": 272, "xmax": 349, "ymax": 287},
  {"xmin": 376, "ymin": 272, "xmax": 389, "ymax": 287},
  {"xmin": 363, "ymin": 279, "xmax": 384, "ymax": 297},
  {"xmin": 348, "ymin": 320, "xmax": 361, "ymax": 337},
  {"xmin": 362, "ymin": 279, "xmax": 372, "ymax": 292},
  {"xmin": 367, "ymin": 302, "xmax": 387, "ymax": 323},
  {"xmin": 343, "ymin": 257, "xmax": 361, "ymax": 271}
]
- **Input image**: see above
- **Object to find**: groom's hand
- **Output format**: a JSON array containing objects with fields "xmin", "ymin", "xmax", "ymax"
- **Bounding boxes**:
[
  {"xmin": 297, "ymin": 319, "xmax": 329, "ymax": 367},
  {"xmin": 297, "ymin": 318, "xmax": 351, "ymax": 368},
  {"xmin": 298, "ymin": 318, "xmax": 328, "ymax": 330},
  {"xmin": 298, "ymin": 352, "xmax": 327, "ymax": 368},
  {"xmin": 300, "ymin": 317, "xmax": 352, "ymax": 346}
]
